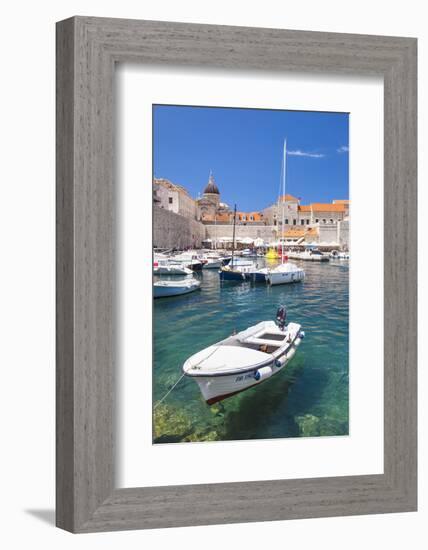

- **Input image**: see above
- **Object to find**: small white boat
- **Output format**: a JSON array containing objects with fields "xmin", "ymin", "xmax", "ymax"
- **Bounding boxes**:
[
  {"xmin": 330, "ymin": 250, "xmax": 350, "ymax": 260},
  {"xmin": 183, "ymin": 307, "xmax": 304, "ymax": 404},
  {"xmin": 289, "ymin": 249, "xmax": 330, "ymax": 262},
  {"xmin": 227, "ymin": 257, "xmax": 255, "ymax": 267},
  {"xmin": 202, "ymin": 255, "xmax": 228, "ymax": 269},
  {"xmin": 265, "ymin": 262, "xmax": 305, "ymax": 285},
  {"xmin": 153, "ymin": 259, "xmax": 193, "ymax": 275},
  {"xmin": 171, "ymin": 253, "xmax": 204, "ymax": 271},
  {"xmin": 153, "ymin": 278, "xmax": 201, "ymax": 298}
]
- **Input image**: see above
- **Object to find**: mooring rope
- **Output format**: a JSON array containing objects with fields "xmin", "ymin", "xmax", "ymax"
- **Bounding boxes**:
[{"xmin": 153, "ymin": 373, "xmax": 186, "ymax": 410}]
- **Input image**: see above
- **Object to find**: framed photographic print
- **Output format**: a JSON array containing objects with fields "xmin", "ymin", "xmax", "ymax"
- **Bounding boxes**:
[{"xmin": 56, "ymin": 17, "xmax": 417, "ymax": 532}]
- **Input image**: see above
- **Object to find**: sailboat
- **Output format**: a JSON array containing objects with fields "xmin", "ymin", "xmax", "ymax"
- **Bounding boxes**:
[
  {"xmin": 219, "ymin": 205, "xmax": 253, "ymax": 281},
  {"xmin": 265, "ymin": 140, "xmax": 305, "ymax": 286}
]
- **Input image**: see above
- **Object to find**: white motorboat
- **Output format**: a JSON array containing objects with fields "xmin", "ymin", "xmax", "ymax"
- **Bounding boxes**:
[
  {"xmin": 183, "ymin": 306, "xmax": 304, "ymax": 405},
  {"xmin": 231, "ymin": 257, "xmax": 255, "ymax": 267},
  {"xmin": 202, "ymin": 255, "xmax": 229, "ymax": 269},
  {"xmin": 170, "ymin": 253, "xmax": 204, "ymax": 271},
  {"xmin": 153, "ymin": 258, "xmax": 193, "ymax": 275},
  {"xmin": 265, "ymin": 262, "xmax": 305, "ymax": 285},
  {"xmin": 153, "ymin": 278, "xmax": 201, "ymax": 298},
  {"xmin": 289, "ymin": 249, "xmax": 330, "ymax": 262},
  {"xmin": 330, "ymin": 250, "xmax": 350, "ymax": 260}
]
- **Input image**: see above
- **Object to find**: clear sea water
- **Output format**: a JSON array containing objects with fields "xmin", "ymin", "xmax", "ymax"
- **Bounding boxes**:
[{"xmin": 153, "ymin": 258, "xmax": 349, "ymax": 444}]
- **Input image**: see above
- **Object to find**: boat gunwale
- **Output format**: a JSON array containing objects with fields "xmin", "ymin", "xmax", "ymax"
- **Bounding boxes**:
[{"xmin": 183, "ymin": 329, "xmax": 301, "ymax": 378}]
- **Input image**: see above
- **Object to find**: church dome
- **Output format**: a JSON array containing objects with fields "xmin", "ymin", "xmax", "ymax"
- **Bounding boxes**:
[{"xmin": 203, "ymin": 172, "xmax": 219, "ymax": 195}]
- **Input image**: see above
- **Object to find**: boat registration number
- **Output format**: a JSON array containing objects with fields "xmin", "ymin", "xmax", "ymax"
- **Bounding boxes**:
[{"xmin": 235, "ymin": 373, "xmax": 255, "ymax": 382}]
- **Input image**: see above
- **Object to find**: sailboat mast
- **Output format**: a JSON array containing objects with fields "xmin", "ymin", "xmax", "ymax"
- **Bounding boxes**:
[
  {"xmin": 282, "ymin": 139, "xmax": 287, "ymax": 263},
  {"xmin": 231, "ymin": 204, "xmax": 237, "ymax": 268}
]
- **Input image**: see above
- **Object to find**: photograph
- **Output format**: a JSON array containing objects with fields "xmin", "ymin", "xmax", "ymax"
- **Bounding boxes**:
[{"xmin": 152, "ymin": 104, "xmax": 349, "ymax": 444}]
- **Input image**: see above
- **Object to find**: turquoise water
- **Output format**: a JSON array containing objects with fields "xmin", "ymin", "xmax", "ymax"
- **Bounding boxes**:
[{"xmin": 153, "ymin": 259, "xmax": 349, "ymax": 443}]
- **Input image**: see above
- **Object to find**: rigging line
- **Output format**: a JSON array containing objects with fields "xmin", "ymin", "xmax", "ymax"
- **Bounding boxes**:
[{"xmin": 153, "ymin": 373, "xmax": 186, "ymax": 410}]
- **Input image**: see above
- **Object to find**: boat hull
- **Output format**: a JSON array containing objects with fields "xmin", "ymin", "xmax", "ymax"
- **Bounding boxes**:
[
  {"xmin": 289, "ymin": 253, "xmax": 329, "ymax": 262},
  {"xmin": 242, "ymin": 271, "xmax": 268, "ymax": 283},
  {"xmin": 267, "ymin": 269, "xmax": 305, "ymax": 285},
  {"xmin": 202, "ymin": 260, "xmax": 224, "ymax": 269},
  {"xmin": 219, "ymin": 268, "xmax": 246, "ymax": 281},
  {"xmin": 154, "ymin": 266, "xmax": 192, "ymax": 275},
  {"xmin": 153, "ymin": 282, "xmax": 200, "ymax": 298},
  {"xmin": 192, "ymin": 336, "xmax": 302, "ymax": 404}
]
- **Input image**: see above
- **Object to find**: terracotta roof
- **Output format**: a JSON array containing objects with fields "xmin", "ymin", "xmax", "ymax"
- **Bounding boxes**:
[
  {"xmin": 216, "ymin": 213, "xmax": 232, "ymax": 222},
  {"xmin": 237, "ymin": 211, "xmax": 263, "ymax": 222},
  {"xmin": 282, "ymin": 227, "xmax": 306, "ymax": 238},
  {"xmin": 298, "ymin": 202, "xmax": 346, "ymax": 213},
  {"xmin": 201, "ymin": 212, "xmax": 231, "ymax": 223},
  {"xmin": 333, "ymin": 199, "xmax": 350, "ymax": 204}
]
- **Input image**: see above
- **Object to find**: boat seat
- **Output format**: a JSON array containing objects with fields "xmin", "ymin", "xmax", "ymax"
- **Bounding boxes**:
[{"xmin": 244, "ymin": 337, "xmax": 285, "ymax": 347}]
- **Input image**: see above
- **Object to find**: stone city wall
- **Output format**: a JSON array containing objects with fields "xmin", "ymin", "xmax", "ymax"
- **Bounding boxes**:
[
  {"xmin": 338, "ymin": 220, "xmax": 349, "ymax": 249},
  {"xmin": 204, "ymin": 224, "xmax": 277, "ymax": 242},
  {"xmin": 153, "ymin": 207, "xmax": 205, "ymax": 249},
  {"xmin": 318, "ymin": 221, "xmax": 350, "ymax": 249},
  {"xmin": 153, "ymin": 208, "xmax": 350, "ymax": 250}
]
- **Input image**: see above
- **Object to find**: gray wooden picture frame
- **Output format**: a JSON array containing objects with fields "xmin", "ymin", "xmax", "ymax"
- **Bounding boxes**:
[{"xmin": 56, "ymin": 16, "xmax": 417, "ymax": 533}]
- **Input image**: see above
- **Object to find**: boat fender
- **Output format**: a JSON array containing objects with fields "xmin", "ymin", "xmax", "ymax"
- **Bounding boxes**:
[
  {"xmin": 274, "ymin": 359, "xmax": 282, "ymax": 368},
  {"xmin": 254, "ymin": 366, "xmax": 273, "ymax": 381},
  {"xmin": 299, "ymin": 331, "xmax": 305, "ymax": 339}
]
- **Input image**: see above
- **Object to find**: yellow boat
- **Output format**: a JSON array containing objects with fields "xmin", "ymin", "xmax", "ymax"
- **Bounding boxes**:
[{"xmin": 266, "ymin": 247, "xmax": 280, "ymax": 260}]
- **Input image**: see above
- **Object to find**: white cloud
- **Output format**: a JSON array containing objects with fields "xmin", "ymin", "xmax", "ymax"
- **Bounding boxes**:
[
  {"xmin": 287, "ymin": 150, "xmax": 325, "ymax": 158},
  {"xmin": 337, "ymin": 145, "xmax": 349, "ymax": 153}
]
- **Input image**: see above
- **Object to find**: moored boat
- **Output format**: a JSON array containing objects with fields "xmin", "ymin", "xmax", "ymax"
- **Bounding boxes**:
[
  {"xmin": 262, "ymin": 139, "xmax": 305, "ymax": 285},
  {"xmin": 202, "ymin": 254, "xmax": 230, "ymax": 269},
  {"xmin": 170, "ymin": 253, "xmax": 204, "ymax": 271},
  {"xmin": 153, "ymin": 278, "xmax": 201, "ymax": 298},
  {"xmin": 219, "ymin": 205, "xmax": 252, "ymax": 282},
  {"xmin": 153, "ymin": 259, "xmax": 193, "ymax": 276},
  {"xmin": 330, "ymin": 250, "xmax": 350, "ymax": 260},
  {"xmin": 183, "ymin": 306, "xmax": 304, "ymax": 404},
  {"xmin": 288, "ymin": 249, "xmax": 329, "ymax": 262},
  {"xmin": 265, "ymin": 262, "xmax": 305, "ymax": 285}
]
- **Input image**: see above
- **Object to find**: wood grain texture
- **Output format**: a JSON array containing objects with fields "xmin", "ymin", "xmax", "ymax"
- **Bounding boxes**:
[{"xmin": 56, "ymin": 16, "xmax": 417, "ymax": 533}]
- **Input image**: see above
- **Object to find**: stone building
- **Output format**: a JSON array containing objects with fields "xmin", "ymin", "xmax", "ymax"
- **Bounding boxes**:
[
  {"xmin": 153, "ymin": 178, "xmax": 197, "ymax": 220},
  {"xmin": 262, "ymin": 195, "xmax": 348, "ymax": 228},
  {"xmin": 196, "ymin": 172, "xmax": 267, "ymax": 226},
  {"xmin": 153, "ymin": 173, "xmax": 350, "ymax": 249}
]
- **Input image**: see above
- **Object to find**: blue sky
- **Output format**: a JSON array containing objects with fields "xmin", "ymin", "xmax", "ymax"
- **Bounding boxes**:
[{"xmin": 153, "ymin": 105, "xmax": 349, "ymax": 212}]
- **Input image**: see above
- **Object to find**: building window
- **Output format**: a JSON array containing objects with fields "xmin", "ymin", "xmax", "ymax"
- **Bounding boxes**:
[
  {"xmin": 301, "ymin": 219, "xmax": 305, "ymax": 225},
  {"xmin": 330, "ymin": 219, "xmax": 334, "ymax": 223},
  {"xmin": 273, "ymin": 220, "xmax": 277, "ymax": 226},
  {"xmin": 293, "ymin": 219, "xmax": 296, "ymax": 225},
  {"xmin": 322, "ymin": 219, "xmax": 326, "ymax": 223},
  {"xmin": 315, "ymin": 218, "xmax": 319, "ymax": 223},
  {"xmin": 306, "ymin": 219, "xmax": 309, "ymax": 225},
  {"xmin": 285, "ymin": 218, "xmax": 288, "ymax": 225},
  {"xmin": 168, "ymin": 197, "xmax": 173, "ymax": 204},
  {"xmin": 250, "ymin": 216, "xmax": 254, "ymax": 221}
]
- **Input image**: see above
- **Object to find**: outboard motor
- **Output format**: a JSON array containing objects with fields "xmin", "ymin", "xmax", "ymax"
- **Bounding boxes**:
[{"xmin": 276, "ymin": 305, "xmax": 287, "ymax": 331}]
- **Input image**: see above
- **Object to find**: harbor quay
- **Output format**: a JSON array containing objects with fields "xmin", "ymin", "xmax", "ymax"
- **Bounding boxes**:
[{"xmin": 153, "ymin": 174, "xmax": 349, "ymax": 251}]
